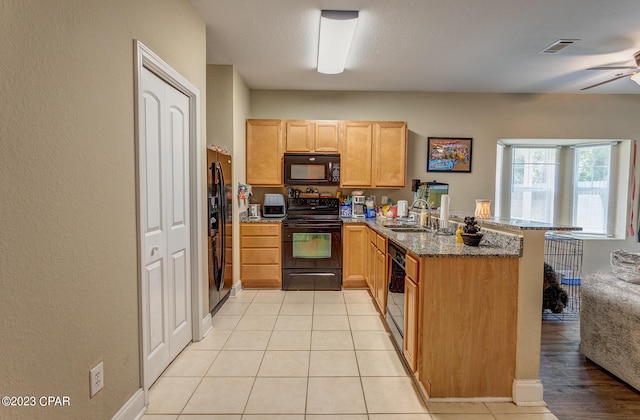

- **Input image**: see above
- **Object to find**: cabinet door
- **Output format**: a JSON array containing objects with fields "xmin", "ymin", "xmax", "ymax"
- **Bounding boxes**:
[
  {"xmin": 367, "ymin": 240, "xmax": 375, "ymax": 292},
  {"xmin": 285, "ymin": 120, "xmax": 314, "ymax": 152},
  {"xmin": 246, "ymin": 119, "xmax": 284, "ymax": 186},
  {"xmin": 375, "ymin": 248, "xmax": 387, "ymax": 313},
  {"xmin": 314, "ymin": 120, "xmax": 340, "ymax": 152},
  {"xmin": 403, "ymin": 276, "xmax": 418, "ymax": 372},
  {"xmin": 340, "ymin": 121, "xmax": 373, "ymax": 187},
  {"xmin": 285, "ymin": 120, "xmax": 339, "ymax": 153},
  {"xmin": 373, "ymin": 121, "xmax": 407, "ymax": 188},
  {"xmin": 343, "ymin": 224, "xmax": 368, "ymax": 288}
]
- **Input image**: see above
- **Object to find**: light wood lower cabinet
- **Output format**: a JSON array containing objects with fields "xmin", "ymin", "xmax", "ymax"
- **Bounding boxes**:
[
  {"xmin": 419, "ymin": 257, "xmax": 519, "ymax": 398},
  {"xmin": 343, "ymin": 224, "xmax": 387, "ymax": 311},
  {"xmin": 403, "ymin": 253, "xmax": 420, "ymax": 374},
  {"xmin": 342, "ymin": 224, "xmax": 368, "ymax": 288},
  {"xmin": 364, "ymin": 226, "xmax": 387, "ymax": 313},
  {"xmin": 374, "ymin": 243, "xmax": 387, "ymax": 313},
  {"xmin": 240, "ymin": 223, "xmax": 281, "ymax": 288}
]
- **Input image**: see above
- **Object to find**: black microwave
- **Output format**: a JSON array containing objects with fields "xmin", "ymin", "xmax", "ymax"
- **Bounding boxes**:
[{"xmin": 284, "ymin": 153, "xmax": 340, "ymax": 186}]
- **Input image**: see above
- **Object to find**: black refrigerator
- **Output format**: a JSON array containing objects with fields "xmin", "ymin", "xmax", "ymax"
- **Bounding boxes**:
[{"xmin": 207, "ymin": 148, "xmax": 232, "ymax": 314}]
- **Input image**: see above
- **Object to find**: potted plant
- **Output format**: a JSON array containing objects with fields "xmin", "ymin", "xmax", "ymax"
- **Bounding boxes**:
[{"xmin": 461, "ymin": 216, "xmax": 483, "ymax": 246}]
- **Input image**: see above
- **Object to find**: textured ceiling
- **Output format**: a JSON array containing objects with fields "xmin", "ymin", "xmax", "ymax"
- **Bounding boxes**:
[{"xmin": 190, "ymin": 0, "xmax": 640, "ymax": 94}]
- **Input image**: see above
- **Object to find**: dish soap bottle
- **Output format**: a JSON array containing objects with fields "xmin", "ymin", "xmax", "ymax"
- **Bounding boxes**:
[{"xmin": 455, "ymin": 224, "xmax": 464, "ymax": 243}]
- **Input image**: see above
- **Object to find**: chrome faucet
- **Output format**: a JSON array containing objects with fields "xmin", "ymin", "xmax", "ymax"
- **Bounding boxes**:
[{"xmin": 410, "ymin": 199, "xmax": 436, "ymax": 230}]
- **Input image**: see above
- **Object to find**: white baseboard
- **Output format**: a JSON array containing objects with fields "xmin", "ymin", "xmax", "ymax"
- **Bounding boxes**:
[
  {"xmin": 231, "ymin": 280, "xmax": 243, "ymax": 297},
  {"xmin": 199, "ymin": 312, "xmax": 212, "ymax": 340},
  {"xmin": 429, "ymin": 397, "xmax": 512, "ymax": 403},
  {"xmin": 512, "ymin": 379, "xmax": 546, "ymax": 406},
  {"xmin": 112, "ymin": 388, "xmax": 145, "ymax": 420}
]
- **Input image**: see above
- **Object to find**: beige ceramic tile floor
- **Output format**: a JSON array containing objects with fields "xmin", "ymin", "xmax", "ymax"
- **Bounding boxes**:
[{"xmin": 143, "ymin": 289, "xmax": 558, "ymax": 420}]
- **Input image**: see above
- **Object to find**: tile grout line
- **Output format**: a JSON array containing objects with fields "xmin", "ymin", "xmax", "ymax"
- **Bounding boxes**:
[{"xmin": 239, "ymin": 288, "xmax": 265, "ymax": 416}]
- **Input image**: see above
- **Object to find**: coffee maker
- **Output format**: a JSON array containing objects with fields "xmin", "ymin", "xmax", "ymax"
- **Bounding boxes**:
[{"xmin": 352, "ymin": 195, "xmax": 366, "ymax": 218}]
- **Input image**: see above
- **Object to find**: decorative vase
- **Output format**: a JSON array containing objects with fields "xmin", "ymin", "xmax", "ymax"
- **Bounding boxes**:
[{"xmin": 461, "ymin": 233, "xmax": 483, "ymax": 246}]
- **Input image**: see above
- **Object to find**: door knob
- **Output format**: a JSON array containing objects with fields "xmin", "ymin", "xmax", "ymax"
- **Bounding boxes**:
[{"xmin": 151, "ymin": 245, "xmax": 159, "ymax": 256}]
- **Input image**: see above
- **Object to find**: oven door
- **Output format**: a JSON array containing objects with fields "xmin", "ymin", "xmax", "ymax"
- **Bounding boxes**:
[{"xmin": 282, "ymin": 222, "xmax": 342, "ymax": 290}]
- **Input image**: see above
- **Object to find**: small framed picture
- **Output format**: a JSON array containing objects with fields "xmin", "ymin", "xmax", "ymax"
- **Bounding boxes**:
[{"xmin": 427, "ymin": 137, "xmax": 473, "ymax": 173}]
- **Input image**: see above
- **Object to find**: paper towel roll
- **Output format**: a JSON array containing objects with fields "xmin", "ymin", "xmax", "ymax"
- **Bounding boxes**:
[{"xmin": 440, "ymin": 194, "xmax": 450, "ymax": 229}]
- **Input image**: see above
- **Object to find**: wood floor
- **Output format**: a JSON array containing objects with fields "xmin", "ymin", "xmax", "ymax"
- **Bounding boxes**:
[{"xmin": 540, "ymin": 319, "xmax": 640, "ymax": 420}]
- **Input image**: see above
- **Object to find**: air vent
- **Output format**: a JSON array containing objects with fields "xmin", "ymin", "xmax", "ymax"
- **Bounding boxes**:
[{"xmin": 539, "ymin": 39, "xmax": 579, "ymax": 54}]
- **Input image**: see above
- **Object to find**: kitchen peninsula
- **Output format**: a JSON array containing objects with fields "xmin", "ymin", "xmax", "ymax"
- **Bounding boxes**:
[
  {"xmin": 343, "ymin": 216, "xmax": 578, "ymax": 405},
  {"xmin": 241, "ymin": 212, "xmax": 578, "ymax": 405}
]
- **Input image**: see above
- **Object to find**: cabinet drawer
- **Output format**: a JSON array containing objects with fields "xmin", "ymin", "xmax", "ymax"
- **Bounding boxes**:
[
  {"xmin": 367, "ymin": 227, "xmax": 377, "ymax": 244},
  {"xmin": 406, "ymin": 253, "xmax": 419, "ymax": 282},
  {"xmin": 376, "ymin": 234, "xmax": 386, "ymax": 251},
  {"xmin": 242, "ymin": 248, "xmax": 280, "ymax": 264},
  {"xmin": 241, "ymin": 264, "xmax": 281, "ymax": 280},
  {"xmin": 241, "ymin": 223, "xmax": 281, "ymax": 236},
  {"xmin": 241, "ymin": 236, "xmax": 280, "ymax": 248}
]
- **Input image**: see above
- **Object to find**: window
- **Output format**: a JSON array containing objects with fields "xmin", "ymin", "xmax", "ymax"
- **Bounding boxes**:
[
  {"xmin": 510, "ymin": 148, "xmax": 558, "ymax": 223},
  {"xmin": 573, "ymin": 144, "xmax": 611, "ymax": 234},
  {"xmin": 496, "ymin": 140, "xmax": 630, "ymax": 239}
]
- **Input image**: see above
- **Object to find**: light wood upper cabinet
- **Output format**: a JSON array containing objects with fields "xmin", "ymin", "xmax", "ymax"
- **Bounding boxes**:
[
  {"xmin": 246, "ymin": 119, "xmax": 284, "ymax": 186},
  {"xmin": 285, "ymin": 120, "xmax": 314, "ymax": 152},
  {"xmin": 340, "ymin": 121, "xmax": 373, "ymax": 187},
  {"xmin": 285, "ymin": 120, "xmax": 339, "ymax": 153},
  {"xmin": 340, "ymin": 120, "xmax": 407, "ymax": 188},
  {"xmin": 314, "ymin": 121, "xmax": 340, "ymax": 152},
  {"xmin": 373, "ymin": 121, "xmax": 407, "ymax": 188},
  {"xmin": 246, "ymin": 118, "xmax": 406, "ymax": 188}
]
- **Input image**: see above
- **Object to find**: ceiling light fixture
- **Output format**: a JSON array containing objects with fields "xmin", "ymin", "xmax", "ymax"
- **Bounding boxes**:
[
  {"xmin": 317, "ymin": 10, "xmax": 359, "ymax": 74},
  {"xmin": 631, "ymin": 72, "xmax": 640, "ymax": 86}
]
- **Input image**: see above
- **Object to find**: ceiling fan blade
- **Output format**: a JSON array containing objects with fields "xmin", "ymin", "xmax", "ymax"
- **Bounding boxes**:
[
  {"xmin": 581, "ymin": 73, "xmax": 633, "ymax": 91},
  {"xmin": 587, "ymin": 66, "xmax": 638, "ymax": 70}
]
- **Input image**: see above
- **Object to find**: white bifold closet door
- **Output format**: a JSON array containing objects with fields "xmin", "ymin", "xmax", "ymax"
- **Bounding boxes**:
[{"xmin": 140, "ymin": 67, "xmax": 192, "ymax": 386}]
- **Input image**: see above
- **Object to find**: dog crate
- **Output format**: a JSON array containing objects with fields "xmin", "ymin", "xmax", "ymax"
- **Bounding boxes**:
[{"xmin": 543, "ymin": 232, "xmax": 583, "ymax": 320}]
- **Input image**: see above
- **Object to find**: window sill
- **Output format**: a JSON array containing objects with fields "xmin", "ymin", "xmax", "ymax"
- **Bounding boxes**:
[{"xmin": 560, "ymin": 232, "xmax": 622, "ymax": 241}]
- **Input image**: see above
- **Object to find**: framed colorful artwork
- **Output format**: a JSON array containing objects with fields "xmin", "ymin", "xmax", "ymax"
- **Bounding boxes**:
[{"xmin": 426, "ymin": 137, "xmax": 472, "ymax": 173}]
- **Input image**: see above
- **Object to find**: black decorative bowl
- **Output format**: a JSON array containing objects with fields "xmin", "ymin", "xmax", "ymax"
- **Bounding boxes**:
[{"xmin": 461, "ymin": 233, "xmax": 483, "ymax": 246}]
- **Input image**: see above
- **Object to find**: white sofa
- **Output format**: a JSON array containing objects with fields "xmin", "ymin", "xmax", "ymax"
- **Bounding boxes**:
[{"xmin": 580, "ymin": 271, "xmax": 640, "ymax": 391}]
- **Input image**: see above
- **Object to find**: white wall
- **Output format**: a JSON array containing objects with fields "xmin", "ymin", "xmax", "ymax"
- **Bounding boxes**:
[
  {"xmin": 250, "ymin": 90, "xmax": 640, "ymax": 273},
  {"xmin": 232, "ymin": 69, "xmax": 251, "ymax": 285},
  {"xmin": 0, "ymin": 1, "xmax": 206, "ymax": 418}
]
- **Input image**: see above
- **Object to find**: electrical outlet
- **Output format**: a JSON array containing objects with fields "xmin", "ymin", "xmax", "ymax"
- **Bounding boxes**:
[{"xmin": 90, "ymin": 362, "xmax": 104, "ymax": 398}]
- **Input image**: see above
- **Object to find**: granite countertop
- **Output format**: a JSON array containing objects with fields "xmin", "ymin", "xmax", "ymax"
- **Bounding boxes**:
[
  {"xmin": 240, "ymin": 213, "xmax": 527, "ymax": 257},
  {"xmin": 344, "ymin": 218, "xmax": 523, "ymax": 258},
  {"xmin": 239, "ymin": 212, "xmax": 286, "ymax": 223},
  {"xmin": 239, "ymin": 209, "xmax": 581, "ymax": 232},
  {"xmin": 447, "ymin": 212, "xmax": 581, "ymax": 231}
]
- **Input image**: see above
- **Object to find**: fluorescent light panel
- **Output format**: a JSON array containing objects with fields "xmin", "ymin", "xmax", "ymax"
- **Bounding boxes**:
[
  {"xmin": 317, "ymin": 10, "xmax": 359, "ymax": 74},
  {"xmin": 631, "ymin": 72, "xmax": 640, "ymax": 86}
]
